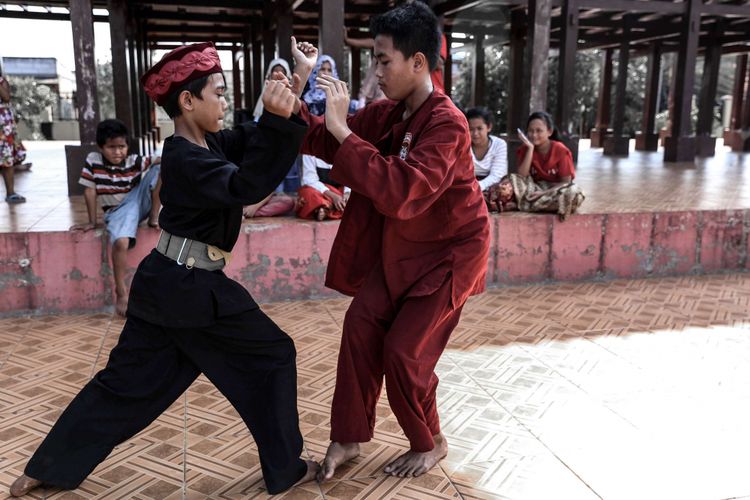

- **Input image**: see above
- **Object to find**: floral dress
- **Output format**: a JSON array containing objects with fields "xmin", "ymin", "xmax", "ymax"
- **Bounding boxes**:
[{"xmin": 0, "ymin": 104, "xmax": 26, "ymax": 168}]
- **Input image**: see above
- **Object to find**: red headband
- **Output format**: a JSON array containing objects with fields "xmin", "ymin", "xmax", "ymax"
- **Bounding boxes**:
[{"xmin": 141, "ymin": 42, "xmax": 222, "ymax": 106}]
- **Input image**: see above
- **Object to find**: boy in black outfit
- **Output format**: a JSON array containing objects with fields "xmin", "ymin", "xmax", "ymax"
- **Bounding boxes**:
[{"xmin": 11, "ymin": 41, "xmax": 319, "ymax": 497}]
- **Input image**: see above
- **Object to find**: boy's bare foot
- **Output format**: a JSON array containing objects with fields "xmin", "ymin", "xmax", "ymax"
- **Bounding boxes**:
[
  {"xmin": 115, "ymin": 293, "xmax": 128, "ymax": 317},
  {"xmin": 147, "ymin": 216, "xmax": 159, "ymax": 228},
  {"xmin": 384, "ymin": 432, "xmax": 448, "ymax": 478},
  {"xmin": 10, "ymin": 474, "xmax": 42, "ymax": 497},
  {"xmin": 294, "ymin": 460, "xmax": 321, "ymax": 487},
  {"xmin": 317, "ymin": 441, "xmax": 360, "ymax": 482}
]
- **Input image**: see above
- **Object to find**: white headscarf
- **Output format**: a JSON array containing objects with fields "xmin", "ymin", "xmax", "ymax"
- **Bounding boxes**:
[{"xmin": 253, "ymin": 58, "xmax": 292, "ymax": 120}]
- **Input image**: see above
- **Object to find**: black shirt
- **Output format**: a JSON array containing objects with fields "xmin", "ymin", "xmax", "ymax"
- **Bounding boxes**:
[{"xmin": 128, "ymin": 111, "xmax": 307, "ymax": 328}]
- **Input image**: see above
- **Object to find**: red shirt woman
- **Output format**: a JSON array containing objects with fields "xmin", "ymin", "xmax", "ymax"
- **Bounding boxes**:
[{"xmin": 517, "ymin": 111, "xmax": 574, "ymax": 182}]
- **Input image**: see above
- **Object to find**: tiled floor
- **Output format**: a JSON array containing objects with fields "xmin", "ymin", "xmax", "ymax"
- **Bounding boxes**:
[
  {"xmin": 2, "ymin": 139, "xmax": 750, "ymax": 233},
  {"xmin": 1, "ymin": 273, "xmax": 749, "ymax": 499}
]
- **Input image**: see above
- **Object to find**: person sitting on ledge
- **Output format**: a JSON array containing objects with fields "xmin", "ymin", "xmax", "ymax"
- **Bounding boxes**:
[
  {"xmin": 512, "ymin": 111, "xmax": 585, "ymax": 220},
  {"xmin": 296, "ymin": 154, "xmax": 349, "ymax": 220},
  {"xmin": 465, "ymin": 107, "xmax": 513, "ymax": 212},
  {"xmin": 71, "ymin": 118, "xmax": 161, "ymax": 316}
]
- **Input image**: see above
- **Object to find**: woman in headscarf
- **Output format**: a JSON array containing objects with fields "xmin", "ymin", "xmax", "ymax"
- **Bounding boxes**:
[
  {"xmin": 245, "ymin": 57, "xmax": 297, "ymax": 218},
  {"xmin": 252, "ymin": 58, "xmax": 292, "ymax": 121},
  {"xmin": 302, "ymin": 55, "xmax": 337, "ymax": 116}
]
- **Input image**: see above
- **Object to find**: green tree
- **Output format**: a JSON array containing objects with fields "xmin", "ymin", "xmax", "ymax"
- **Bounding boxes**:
[
  {"xmin": 97, "ymin": 60, "xmax": 115, "ymax": 120},
  {"xmin": 9, "ymin": 77, "xmax": 57, "ymax": 139},
  {"xmin": 453, "ymin": 45, "xmax": 510, "ymax": 130}
]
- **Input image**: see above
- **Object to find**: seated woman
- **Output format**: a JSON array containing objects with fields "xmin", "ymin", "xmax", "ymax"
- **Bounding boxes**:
[
  {"xmin": 244, "ymin": 58, "xmax": 297, "ymax": 218},
  {"xmin": 253, "ymin": 58, "xmax": 292, "ymax": 120},
  {"xmin": 296, "ymin": 155, "xmax": 349, "ymax": 221},
  {"xmin": 512, "ymin": 111, "xmax": 585, "ymax": 220},
  {"xmin": 465, "ymin": 107, "xmax": 512, "ymax": 212},
  {"xmin": 303, "ymin": 55, "xmax": 360, "ymax": 116}
]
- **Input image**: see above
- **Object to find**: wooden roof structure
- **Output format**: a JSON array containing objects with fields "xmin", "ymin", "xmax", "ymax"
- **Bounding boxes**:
[
  {"xmin": 2, "ymin": 0, "xmax": 749, "ymax": 51},
  {"xmin": 1, "ymin": 0, "xmax": 749, "ymax": 182}
]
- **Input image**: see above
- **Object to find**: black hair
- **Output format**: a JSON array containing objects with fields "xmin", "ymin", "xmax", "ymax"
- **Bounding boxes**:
[
  {"xmin": 161, "ymin": 74, "xmax": 217, "ymax": 119},
  {"xmin": 96, "ymin": 119, "xmax": 129, "ymax": 146},
  {"xmin": 369, "ymin": 1, "xmax": 441, "ymax": 71},
  {"xmin": 527, "ymin": 111, "xmax": 561, "ymax": 141},
  {"xmin": 465, "ymin": 107, "xmax": 493, "ymax": 126}
]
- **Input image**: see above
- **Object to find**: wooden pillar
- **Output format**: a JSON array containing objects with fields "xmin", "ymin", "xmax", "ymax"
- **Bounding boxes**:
[
  {"xmin": 127, "ymin": 13, "xmax": 141, "ymax": 146},
  {"xmin": 350, "ymin": 48, "xmax": 361, "ymax": 98},
  {"xmin": 603, "ymin": 16, "xmax": 631, "ymax": 157},
  {"xmin": 136, "ymin": 25, "xmax": 150, "ymax": 153},
  {"xmin": 319, "ymin": 0, "xmax": 345, "ymax": 72},
  {"xmin": 525, "ymin": 0, "xmax": 551, "ymax": 113},
  {"xmin": 252, "ymin": 23, "xmax": 264, "ymax": 111},
  {"xmin": 664, "ymin": 0, "xmax": 700, "ymax": 162},
  {"xmin": 695, "ymin": 24, "xmax": 722, "ymax": 157},
  {"xmin": 444, "ymin": 29, "xmax": 452, "ymax": 97},
  {"xmin": 507, "ymin": 8, "xmax": 527, "ymax": 173},
  {"xmin": 735, "ymin": 62, "xmax": 750, "ymax": 152},
  {"xmin": 107, "ymin": 0, "xmax": 133, "ymax": 132},
  {"xmin": 471, "ymin": 31, "xmax": 485, "ymax": 107},
  {"xmin": 243, "ymin": 30, "xmax": 253, "ymax": 110},
  {"xmin": 555, "ymin": 0, "xmax": 579, "ymax": 159},
  {"xmin": 232, "ymin": 47, "xmax": 242, "ymax": 111},
  {"xmin": 276, "ymin": 0, "xmax": 293, "ymax": 64},
  {"xmin": 66, "ymin": 0, "xmax": 101, "ymax": 196},
  {"xmin": 590, "ymin": 48, "xmax": 613, "ymax": 147},
  {"xmin": 724, "ymin": 54, "xmax": 747, "ymax": 149},
  {"xmin": 635, "ymin": 43, "xmax": 661, "ymax": 151},
  {"xmin": 508, "ymin": 9, "xmax": 527, "ymax": 134},
  {"xmin": 69, "ymin": 0, "xmax": 100, "ymax": 144},
  {"xmin": 262, "ymin": 1, "xmax": 276, "ymax": 71}
]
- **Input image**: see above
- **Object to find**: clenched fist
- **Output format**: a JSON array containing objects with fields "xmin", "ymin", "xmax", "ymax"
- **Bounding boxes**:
[{"xmin": 262, "ymin": 79, "xmax": 296, "ymax": 119}]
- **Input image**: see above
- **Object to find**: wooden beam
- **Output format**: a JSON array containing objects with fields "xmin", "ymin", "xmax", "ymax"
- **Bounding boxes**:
[
  {"xmin": 108, "ymin": 0, "xmax": 133, "ymax": 131},
  {"xmin": 0, "ymin": 8, "xmax": 108, "ymax": 21},
  {"xmin": 525, "ymin": 0, "xmax": 552, "ymax": 113},
  {"xmin": 69, "ymin": 0, "xmax": 100, "ymax": 144},
  {"xmin": 664, "ymin": 0, "xmax": 700, "ymax": 161},
  {"xmin": 577, "ymin": 0, "xmax": 683, "ymax": 14},
  {"xmin": 319, "ymin": 0, "xmax": 345, "ymax": 71},
  {"xmin": 555, "ymin": 0, "xmax": 578, "ymax": 136}
]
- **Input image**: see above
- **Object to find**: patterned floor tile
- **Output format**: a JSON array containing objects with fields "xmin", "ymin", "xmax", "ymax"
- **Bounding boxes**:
[{"xmin": 1, "ymin": 273, "xmax": 750, "ymax": 498}]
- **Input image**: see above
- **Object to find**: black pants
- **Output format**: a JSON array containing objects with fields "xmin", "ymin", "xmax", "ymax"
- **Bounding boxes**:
[{"xmin": 25, "ymin": 309, "xmax": 307, "ymax": 495}]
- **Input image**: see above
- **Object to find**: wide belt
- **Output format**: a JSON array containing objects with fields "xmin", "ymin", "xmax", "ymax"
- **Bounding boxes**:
[{"xmin": 156, "ymin": 230, "xmax": 232, "ymax": 271}]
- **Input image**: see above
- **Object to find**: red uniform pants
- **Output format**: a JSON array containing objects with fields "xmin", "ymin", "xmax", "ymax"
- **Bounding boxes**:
[{"xmin": 330, "ymin": 262, "xmax": 463, "ymax": 452}]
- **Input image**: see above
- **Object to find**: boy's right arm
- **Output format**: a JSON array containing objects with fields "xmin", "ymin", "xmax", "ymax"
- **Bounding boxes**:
[{"xmin": 71, "ymin": 187, "xmax": 98, "ymax": 231}]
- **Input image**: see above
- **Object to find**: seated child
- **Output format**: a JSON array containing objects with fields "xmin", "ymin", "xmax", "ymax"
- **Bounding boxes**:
[
  {"xmin": 296, "ymin": 154, "xmax": 349, "ymax": 220},
  {"xmin": 514, "ymin": 111, "xmax": 585, "ymax": 220},
  {"xmin": 71, "ymin": 118, "xmax": 161, "ymax": 316},
  {"xmin": 466, "ymin": 107, "xmax": 508, "ymax": 213}
]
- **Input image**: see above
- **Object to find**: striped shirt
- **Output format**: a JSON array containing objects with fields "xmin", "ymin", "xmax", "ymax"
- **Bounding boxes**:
[{"xmin": 79, "ymin": 152, "xmax": 151, "ymax": 210}]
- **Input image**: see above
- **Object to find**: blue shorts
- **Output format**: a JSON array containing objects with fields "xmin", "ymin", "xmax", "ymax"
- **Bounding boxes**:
[{"xmin": 104, "ymin": 165, "xmax": 160, "ymax": 247}]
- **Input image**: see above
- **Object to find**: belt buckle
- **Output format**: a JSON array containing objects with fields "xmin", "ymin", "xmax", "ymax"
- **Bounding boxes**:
[{"xmin": 175, "ymin": 239, "xmax": 195, "ymax": 269}]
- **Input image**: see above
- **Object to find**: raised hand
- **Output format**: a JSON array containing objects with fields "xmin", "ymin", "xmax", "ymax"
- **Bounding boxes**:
[
  {"xmin": 315, "ymin": 74, "xmax": 351, "ymax": 143},
  {"xmin": 291, "ymin": 36, "xmax": 318, "ymax": 73},
  {"xmin": 291, "ymin": 36, "xmax": 317, "ymax": 96},
  {"xmin": 262, "ymin": 79, "xmax": 296, "ymax": 119}
]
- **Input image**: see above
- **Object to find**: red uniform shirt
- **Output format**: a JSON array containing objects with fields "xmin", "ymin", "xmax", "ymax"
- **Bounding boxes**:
[
  {"xmin": 300, "ymin": 89, "xmax": 490, "ymax": 309},
  {"xmin": 516, "ymin": 140, "xmax": 575, "ymax": 183}
]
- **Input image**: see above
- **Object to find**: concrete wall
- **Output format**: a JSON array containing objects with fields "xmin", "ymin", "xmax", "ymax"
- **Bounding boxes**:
[{"xmin": 1, "ymin": 210, "xmax": 748, "ymax": 316}]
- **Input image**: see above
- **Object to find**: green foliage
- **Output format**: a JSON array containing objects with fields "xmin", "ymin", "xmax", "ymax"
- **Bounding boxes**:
[
  {"xmin": 97, "ymin": 60, "xmax": 115, "ymax": 120},
  {"xmin": 453, "ymin": 45, "xmax": 510, "ymax": 130},
  {"xmin": 546, "ymin": 51, "xmax": 601, "ymax": 136},
  {"xmin": 9, "ymin": 77, "xmax": 57, "ymax": 139}
]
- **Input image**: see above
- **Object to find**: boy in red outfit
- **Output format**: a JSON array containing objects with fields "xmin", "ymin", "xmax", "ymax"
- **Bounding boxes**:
[{"xmin": 294, "ymin": 2, "xmax": 490, "ymax": 480}]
